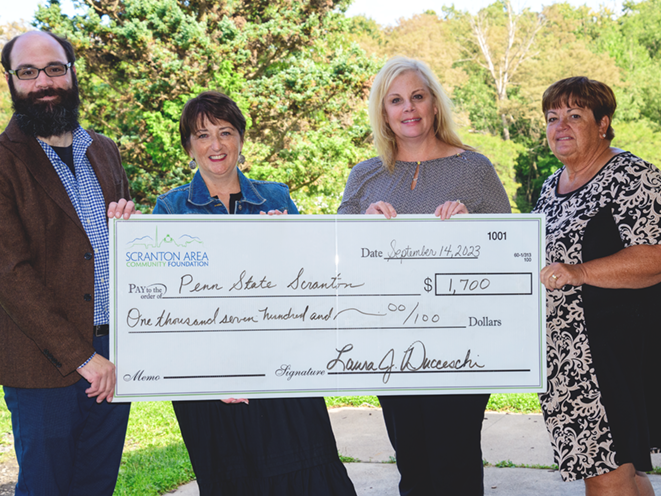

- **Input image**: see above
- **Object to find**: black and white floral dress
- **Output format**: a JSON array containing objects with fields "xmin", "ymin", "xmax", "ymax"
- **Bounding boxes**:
[{"xmin": 534, "ymin": 152, "xmax": 661, "ymax": 481}]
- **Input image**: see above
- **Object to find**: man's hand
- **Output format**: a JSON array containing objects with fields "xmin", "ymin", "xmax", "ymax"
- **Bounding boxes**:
[
  {"xmin": 107, "ymin": 199, "xmax": 140, "ymax": 220},
  {"xmin": 78, "ymin": 354, "xmax": 116, "ymax": 403}
]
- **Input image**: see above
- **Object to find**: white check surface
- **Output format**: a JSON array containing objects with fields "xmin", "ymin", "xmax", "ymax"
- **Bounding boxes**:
[{"xmin": 110, "ymin": 214, "xmax": 546, "ymax": 402}]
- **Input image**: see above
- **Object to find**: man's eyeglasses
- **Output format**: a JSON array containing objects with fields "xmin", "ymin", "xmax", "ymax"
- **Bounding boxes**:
[{"xmin": 7, "ymin": 62, "xmax": 72, "ymax": 80}]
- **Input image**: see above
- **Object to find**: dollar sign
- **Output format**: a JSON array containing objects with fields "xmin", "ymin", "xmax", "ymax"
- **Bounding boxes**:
[{"xmin": 424, "ymin": 277, "xmax": 433, "ymax": 293}]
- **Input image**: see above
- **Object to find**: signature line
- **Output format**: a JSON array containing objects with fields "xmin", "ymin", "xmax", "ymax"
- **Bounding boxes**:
[{"xmin": 327, "ymin": 369, "xmax": 530, "ymax": 375}]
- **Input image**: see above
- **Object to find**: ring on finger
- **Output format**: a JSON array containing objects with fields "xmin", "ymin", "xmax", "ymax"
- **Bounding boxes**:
[
  {"xmin": 551, "ymin": 274, "xmax": 558, "ymax": 280},
  {"xmin": 455, "ymin": 199, "xmax": 462, "ymax": 204}
]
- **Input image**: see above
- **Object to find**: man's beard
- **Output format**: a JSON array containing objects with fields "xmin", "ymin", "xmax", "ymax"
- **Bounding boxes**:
[{"xmin": 10, "ymin": 79, "xmax": 81, "ymax": 139}]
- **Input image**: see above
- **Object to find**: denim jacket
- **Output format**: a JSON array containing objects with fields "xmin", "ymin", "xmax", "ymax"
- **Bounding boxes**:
[{"xmin": 152, "ymin": 169, "xmax": 298, "ymax": 215}]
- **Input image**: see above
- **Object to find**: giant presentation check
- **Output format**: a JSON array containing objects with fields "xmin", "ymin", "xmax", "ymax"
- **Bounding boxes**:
[{"xmin": 110, "ymin": 214, "xmax": 546, "ymax": 402}]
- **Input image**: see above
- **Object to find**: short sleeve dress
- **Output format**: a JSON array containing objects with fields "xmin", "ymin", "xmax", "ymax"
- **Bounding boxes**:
[{"xmin": 533, "ymin": 152, "xmax": 661, "ymax": 481}]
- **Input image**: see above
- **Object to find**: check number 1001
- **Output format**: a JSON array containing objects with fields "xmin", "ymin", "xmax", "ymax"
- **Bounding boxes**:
[
  {"xmin": 488, "ymin": 231, "xmax": 507, "ymax": 241},
  {"xmin": 434, "ymin": 273, "xmax": 533, "ymax": 296}
]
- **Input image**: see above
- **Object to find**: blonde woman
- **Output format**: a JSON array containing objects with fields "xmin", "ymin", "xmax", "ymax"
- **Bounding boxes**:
[{"xmin": 338, "ymin": 57, "xmax": 510, "ymax": 495}]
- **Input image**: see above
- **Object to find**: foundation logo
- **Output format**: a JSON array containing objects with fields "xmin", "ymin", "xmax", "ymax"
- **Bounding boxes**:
[{"xmin": 125, "ymin": 227, "xmax": 209, "ymax": 268}]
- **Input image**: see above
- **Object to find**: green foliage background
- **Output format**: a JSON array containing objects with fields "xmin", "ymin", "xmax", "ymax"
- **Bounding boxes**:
[
  {"xmin": 348, "ymin": 0, "xmax": 661, "ymax": 210},
  {"xmin": 20, "ymin": 0, "xmax": 378, "ymax": 213},
  {"xmin": 1, "ymin": 0, "xmax": 660, "ymax": 212}
]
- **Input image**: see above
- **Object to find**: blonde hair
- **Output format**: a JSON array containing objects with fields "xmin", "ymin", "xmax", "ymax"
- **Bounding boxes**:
[{"xmin": 368, "ymin": 56, "xmax": 471, "ymax": 172}]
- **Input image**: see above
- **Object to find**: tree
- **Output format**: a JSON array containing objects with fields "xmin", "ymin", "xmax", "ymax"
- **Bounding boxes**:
[
  {"xmin": 622, "ymin": 0, "xmax": 661, "ymax": 60},
  {"xmin": 34, "ymin": 0, "xmax": 377, "ymax": 213},
  {"xmin": 0, "ymin": 21, "xmax": 33, "ymax": 130},
  {"xmin": 581, "ymin": 0, "xmax": 661, "ymax": 126},
  {"xmin": 466, "ymin": 0, "xmax": 545, "ymax": 140},
  {"xmin": 460, "ymin": 129, "xmax": 525, "ymax": 212},
  {"xmin": 350, "ymin": 12, "xmax": 468, "ymax": 94},
  {"xmin": 0, "ymin": 20, "xmax": 32, "ymax": 47},
  {"xmin": 510, "ymin": 0, "xmax": 661, "ymax": 211},
  {"xmin": 466, "ymin": 2, "xmax": 622, "ymax": 210}
]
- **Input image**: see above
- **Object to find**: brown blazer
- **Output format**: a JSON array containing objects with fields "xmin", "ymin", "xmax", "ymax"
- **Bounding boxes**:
[{"xmin": 0, "ymin": 118, "xmax": 131, "ymax": 388}]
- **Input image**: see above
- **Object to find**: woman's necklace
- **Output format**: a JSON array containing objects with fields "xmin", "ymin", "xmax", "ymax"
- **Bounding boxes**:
[{"xmin": 411, "ymin": 162, "xmax": 421, "ymax": 191}]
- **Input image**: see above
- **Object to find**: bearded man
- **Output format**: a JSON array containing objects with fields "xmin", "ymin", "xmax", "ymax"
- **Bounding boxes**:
[{"xmin": 0, "ymin": 31, "xmax": 136, "ymax": 496}]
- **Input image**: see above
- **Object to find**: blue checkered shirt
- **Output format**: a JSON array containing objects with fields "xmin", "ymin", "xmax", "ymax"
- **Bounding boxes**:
[{"xmin": 38, "ymin": 127, "xmax": 109, "ymax": 326}]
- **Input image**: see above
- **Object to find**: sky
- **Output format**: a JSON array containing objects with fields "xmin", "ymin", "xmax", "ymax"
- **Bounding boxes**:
[
  {"xmin": 2, "ymin": 0, "xmax": 624, "ymax": 26},
  {"xmin": 2, "ymin": 0, "xmax": 76, "ymax": 24}
]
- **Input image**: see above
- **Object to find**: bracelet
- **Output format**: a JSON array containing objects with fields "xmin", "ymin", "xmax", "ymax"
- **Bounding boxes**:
[{"xmin": 78, "ymin": 352, "xmax": 96, "ymax": 369}]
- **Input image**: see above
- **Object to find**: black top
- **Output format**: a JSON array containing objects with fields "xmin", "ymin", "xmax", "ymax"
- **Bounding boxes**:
[
  {"xmin": 212, "ymin": 192, "xmax": 242, "ymax": 214},
  {"xmin": 228, "ymin": 192, "xmax": 241, "ymax": 214},
  {"xmin": 50, "ymin": 145, "xmax": 75, "ymax": 176}
]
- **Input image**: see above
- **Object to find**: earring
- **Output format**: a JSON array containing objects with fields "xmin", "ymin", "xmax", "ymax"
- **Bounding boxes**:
[
  {"xmin": 237, "ymin": 154, "xmax": 246, "ymax": 165},
  {"xmin": 188, "ymin": 159, "xmax": 197, "ymax": 170},
  {"xmin": 602, "ymin": 134, "xmax": 607, "ymax": 138}
]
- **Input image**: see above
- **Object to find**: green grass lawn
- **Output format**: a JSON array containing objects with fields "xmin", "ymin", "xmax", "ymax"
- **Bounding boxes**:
[
  {"xmin": 114, "ymin": 402, "xmax": 194, "ymax": 496},
  {"xmin": 0, "ymin": 393, "xmax": 541, "ymax": 495},
  {"xmin": 325, "ymin": 393, "xmax": 542, "ymax": 413},
  {"xmin": 0, "ymin": 396, "xmax": 12, "ymax": 464}
]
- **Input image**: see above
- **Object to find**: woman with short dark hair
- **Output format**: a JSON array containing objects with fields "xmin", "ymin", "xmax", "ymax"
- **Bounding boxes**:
[
  {"xmin": 534, "ymin": 76, "xmax": 661, "ymax": 495},
  {"xmin": 153, "ymin": 91, "xmax": 357, "ymax": 496}
]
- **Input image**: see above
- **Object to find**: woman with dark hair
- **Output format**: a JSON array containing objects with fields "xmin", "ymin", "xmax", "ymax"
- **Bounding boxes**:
[
  {"xmin": 153, "ymin": 91, "xmax": 356, "ymax": 496},
  {"xmin": 534, "ymin": 76, "xmax": 661, "ymax": 495},
  {"xmin": 339, "ymin": 56, "xmax": 511, "ymax": 495}
]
